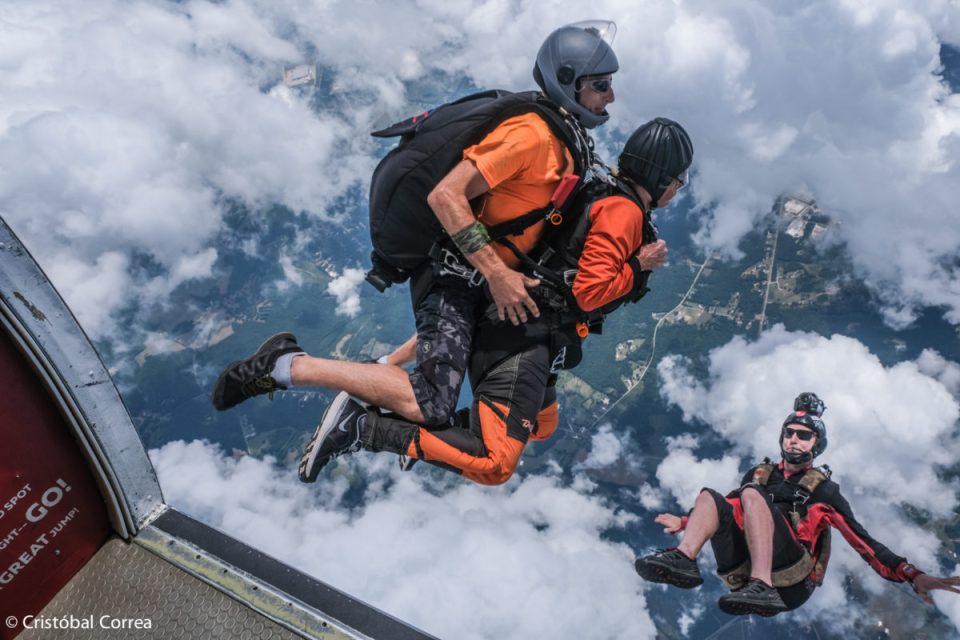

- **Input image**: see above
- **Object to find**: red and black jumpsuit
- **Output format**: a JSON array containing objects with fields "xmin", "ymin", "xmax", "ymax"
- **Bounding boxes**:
[
  {"xmin": 361, "ymin": 194, "xmax": 651, "ymax": 485},
  {"xmin": 700, "ymin": 462, "xmax": 918, "ymax": 610}
]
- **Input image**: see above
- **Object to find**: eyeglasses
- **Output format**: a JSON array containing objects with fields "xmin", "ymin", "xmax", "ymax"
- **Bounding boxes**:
[
  {"xmin": 673, "ymin": 169, "xmax": 689, "ymax": 190},
  {"xmin": 782, "ymin": 427, "xmax": 816, "ymax": 441},
  {"xmin": 578, "ymin": 76, "xmax": 613, "ymax": 93}
]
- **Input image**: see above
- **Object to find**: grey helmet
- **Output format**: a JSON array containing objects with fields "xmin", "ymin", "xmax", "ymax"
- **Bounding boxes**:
[
  {"xmin": 533, "ymin": 20, "xmax": 619, "ymax": 129},
  {"xmin": 618, "ymin": 117, "xmax": 694, "ymax": 206}
]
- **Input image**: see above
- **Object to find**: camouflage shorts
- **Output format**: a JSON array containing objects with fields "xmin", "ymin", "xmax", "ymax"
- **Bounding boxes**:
[{"xmin": 408, "ymin": 278, "xmax": 481, "ymax": 426}]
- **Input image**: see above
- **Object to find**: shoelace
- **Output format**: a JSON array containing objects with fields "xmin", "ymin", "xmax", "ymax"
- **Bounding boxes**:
[
  {"xmin": 739, "ymin": 580, "xmax": 771, "ymax": 595},
  {"xmin": 241, "ymin": 376, "xmax": 278, "ymax": 400}
]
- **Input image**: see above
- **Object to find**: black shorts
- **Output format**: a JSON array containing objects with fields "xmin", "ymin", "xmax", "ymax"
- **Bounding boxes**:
[{"xmin": 705, "ymin": 487, "xmax": 816, "ymax": 610}]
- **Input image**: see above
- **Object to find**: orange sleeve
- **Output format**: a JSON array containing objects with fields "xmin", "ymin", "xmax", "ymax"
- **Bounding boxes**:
[{"xmin": 571, "ymin": 196, "xmax": 645, "ymax": 312}]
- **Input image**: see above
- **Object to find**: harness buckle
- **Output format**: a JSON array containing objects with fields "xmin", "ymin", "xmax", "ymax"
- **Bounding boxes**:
[
  {"xmin": 467, "ymin": 268, "xmax": 485, "ymax": 288},
  {"xmin": 562, "ymin": 269, "xmax": 578, "ymax": 286},
  {"xmin": 793, "ymin": 489, "xmax": 812, "ymax": 505},
  {"xmin": 550, "ymin": 347, "xmax": 567, "ymax": 373},
  {"xmin": 436, "ymin": 247, "xmax": 485, "ymax": 287}
]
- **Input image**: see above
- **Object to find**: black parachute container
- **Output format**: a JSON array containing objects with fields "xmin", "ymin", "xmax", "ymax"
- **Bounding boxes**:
[{"xmin": 366, "ymin": 89, "xmax": 583, "ymax": 291}]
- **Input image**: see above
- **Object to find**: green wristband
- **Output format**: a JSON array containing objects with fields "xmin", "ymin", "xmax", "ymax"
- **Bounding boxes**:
[{"xmin": 451, "ymin": 222, "xmax": 491, "ymax": 255}]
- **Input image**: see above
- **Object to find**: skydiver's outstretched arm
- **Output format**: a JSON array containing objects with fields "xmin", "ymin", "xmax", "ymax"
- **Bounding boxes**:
[
  {"xmin": 655, "ymin": 513, "xmax": 683, "ymax": 534},
  {"xmin": 912, "ymin": 574, "xmax": 960, "ymax": 604}
]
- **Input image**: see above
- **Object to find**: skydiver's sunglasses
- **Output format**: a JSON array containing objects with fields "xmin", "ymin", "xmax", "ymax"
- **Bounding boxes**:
[
  {"xmin": 782, "ymin": 427, "xmax": 816, "ymax": 441},
  {"xmin": 578, "ymin": 76, "xmax": 613, "ymax": 93}
]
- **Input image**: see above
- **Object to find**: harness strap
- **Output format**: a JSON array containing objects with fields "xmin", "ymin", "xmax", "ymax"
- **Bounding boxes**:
[
  {"xmin": 496, "ymin": 236, "xmax": 582, "ymax": 313},
  {"xmin": 719, "ymin": 551, "xmax": 817, "ymax": 591},
  {"xmin": 412, "ymin": 429, "xmax": 426, "ymax": 461},
  {"xmin": 731, "ymin": 463, "xmax": 833, "ymax": 589},
  {"xmin": 485, "ymin": 205, "xmax": 557, "ymax": 240}
]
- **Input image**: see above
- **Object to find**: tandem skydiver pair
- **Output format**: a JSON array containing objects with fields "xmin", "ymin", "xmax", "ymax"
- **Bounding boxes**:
[{"xmin": 212, "ymin": 20, "xmax": 688, "ymax": 487}]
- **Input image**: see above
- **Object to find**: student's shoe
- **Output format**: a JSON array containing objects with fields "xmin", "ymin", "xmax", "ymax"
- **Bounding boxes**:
[
  {"xmin": 212, "ymin": 333, "xmax": 303, "ymax": 410},
  {"xmin": 397, "ymin": 454, "xmax": 418, "ymax": 471},
  {"xmin": 299, "ymin": 392, "xmax": 369, "ymax": 482},
  {"xmin": 718, "ymin": 578, "xmax": 788, "ymax": 616},
  {"xmin": 634, "ymin": 548, "xmax": 704, "ymax": 589}
]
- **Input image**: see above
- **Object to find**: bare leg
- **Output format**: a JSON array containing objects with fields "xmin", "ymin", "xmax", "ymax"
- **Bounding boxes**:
[
  {"xmin": 291, "ymin": 355, "xmax": 424, "ymax": 423},
  {"xmin": 740, "ymin": 486, "xmax": 774, "ymax": 586},
  {"xmin": 384, "ymin": 334, "xmax": 417, "ymax": 366},
  {"xmin": 677, "ymin": 490, "xmax": 721, "ymax": 559}
]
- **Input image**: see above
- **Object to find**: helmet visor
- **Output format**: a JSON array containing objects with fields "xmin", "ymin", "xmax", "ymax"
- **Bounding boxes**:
[
  {"xmin": 565, "ymin": 20, "xmax": 617, "ymax": 47},
  {"xmin": 566, "ymin": 20, "xmax": 618, "ymax": 80}
]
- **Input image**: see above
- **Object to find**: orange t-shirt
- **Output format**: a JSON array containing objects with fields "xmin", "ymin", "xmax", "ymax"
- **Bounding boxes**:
[
  {"xmin": 463, "ymin": 112, "xmax": 574, "ymax": 267},
  {"xmin": 571, "ymin": 195, "xmax": 645, "ymax": 312}
]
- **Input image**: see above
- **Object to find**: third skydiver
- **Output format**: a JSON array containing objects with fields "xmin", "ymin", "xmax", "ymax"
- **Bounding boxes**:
[{"xmin": 634, "ymin": 392, "xmax": 960, "ymax": 616}]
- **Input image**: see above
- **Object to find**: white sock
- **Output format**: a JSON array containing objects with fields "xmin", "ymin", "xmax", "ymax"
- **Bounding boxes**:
[{"xmin": 271, "ymin": 352, "xmax": 303, "ymax": 388}]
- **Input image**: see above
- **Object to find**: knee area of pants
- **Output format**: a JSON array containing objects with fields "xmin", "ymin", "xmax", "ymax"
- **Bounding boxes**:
[
  {"xmin": 486, "ymin": 472, "xmax": 513, "ymax": 486},
  {"xmin": 698, "ymin": 488, "xmax": 722, "ymax": 502},
  {"xmin": 420, "ymin": 409, "xmax": 455, "ymax": 428}
]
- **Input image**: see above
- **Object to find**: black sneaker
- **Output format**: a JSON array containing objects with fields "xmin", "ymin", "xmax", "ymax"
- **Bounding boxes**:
[
  {"xmin": 634, "ymin": 548, "xmax": 703, "ymax": 589},
  {"xmin": 212, "ymin": 333, "xmax": 303, "ymax": 411},
  {"xmin": 718, "ymin": 578, "xmax": 788, "ymax": 616},
  {"xmin": 299, "ymin": 392, "xmax": 369, "ymax": 482}
]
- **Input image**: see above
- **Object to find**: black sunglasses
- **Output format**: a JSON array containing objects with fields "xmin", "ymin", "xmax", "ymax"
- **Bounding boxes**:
[
  {"xmin": 782, "ymin": 427, "xmax": 816, "ymax": 441},
  {"xmin": 579, "ymin": 77, "xmax": 612, "ymax": 93}
]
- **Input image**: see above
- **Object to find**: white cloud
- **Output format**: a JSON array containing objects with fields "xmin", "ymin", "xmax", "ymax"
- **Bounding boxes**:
[
  {"xmin": 537, "ymin": 0, "xmax": 960, "ymax": 326},
  {"xmin": 275, "ymin": 254, "xmax": 304, "ymax": 292},
  {"xmin": 0, "ymin": 0, "xmax": 373, "ymax": 339},
  {"xmin": 575, "ymin": 423, "xmax": 623, "ymax": 469},
  {"xmin": 916, "ymin": 348, "xmax": 960, "ymax": 398},
  {"xmin": 635, "ymin": 483, "xmax": 665, "ymax": 512},
  {"xmin": 656, "ymin": 326, "xmax": 960, "ymax": 626},
  {"xmin": 3, "ymin": 0, "xmax": 960, "ymax": 339},
  {"xmin": 655, "ymin": 438, "xmax": 742, "ymax": 509},
  {"xmin": 677, "ymin": 601, "xmax": 705, "ymax": 638},
  {"xmin": 151, "ymin": 439, "xmax": 657, "ymax": 640},
  {"xmin": 326, "ymin": 267, "xmax": 366, "ymax": 317}
]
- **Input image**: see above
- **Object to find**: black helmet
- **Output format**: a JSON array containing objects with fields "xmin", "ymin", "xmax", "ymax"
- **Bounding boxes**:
[
  {"xmin": 533, "ymin": 20, "xmax": 619, "ymax": 129},
  {"xmin": 780, "ymin": 392, "xmax": 828, "ymax": 463},
  {"xmin": 618, "ymin": 117, "xmax": 694, "ymax": 206}
]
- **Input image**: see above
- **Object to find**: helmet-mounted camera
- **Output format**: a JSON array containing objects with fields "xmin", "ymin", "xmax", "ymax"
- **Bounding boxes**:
[{"xmin": 793, "ymin": 392, "xmax": 825, "ymax": 417}]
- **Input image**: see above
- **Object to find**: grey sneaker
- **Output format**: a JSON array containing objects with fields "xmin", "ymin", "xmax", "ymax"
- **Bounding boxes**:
[
  {"xmin": 718, "ymin": 578, "xmax": 788, "ymax": 616},
  {"xmin": 634, "ymin": 548, "xmax": 703, "ymax": 589},
  {"xmin": 212, "ymin": 333, "xmax": 303, "ymax": 410},
  {"xmin": 298, "ymin": 392, "xmax": 368, "ymax": 482}
]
